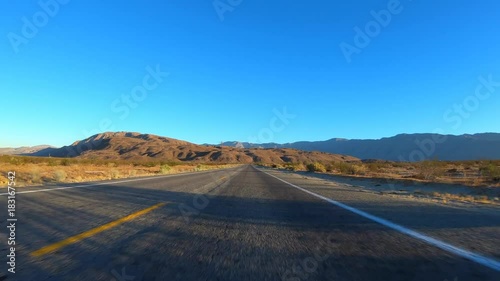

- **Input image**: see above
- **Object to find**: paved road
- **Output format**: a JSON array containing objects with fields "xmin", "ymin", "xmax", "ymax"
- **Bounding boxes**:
[{"xmin": 1, "ymin": 165, "xmax": 499, "ymax": 280}]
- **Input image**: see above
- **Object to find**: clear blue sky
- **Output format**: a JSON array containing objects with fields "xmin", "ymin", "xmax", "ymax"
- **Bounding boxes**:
[{"xmin": 1, "ymin": 0, "xmax": 499, "ymax": 147}]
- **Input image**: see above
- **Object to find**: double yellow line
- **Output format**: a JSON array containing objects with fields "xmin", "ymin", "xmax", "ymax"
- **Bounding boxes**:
[{"xmin": 31, "ymin": 202, "xmax": 166, "ymax": 257}]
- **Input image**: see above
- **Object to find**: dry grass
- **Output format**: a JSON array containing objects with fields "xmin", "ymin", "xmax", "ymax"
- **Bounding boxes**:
[
  {"xmin": 268, "ymin": 160, "xmax": 500, "ymax": 188},
  {"xmin": 0, "ymin": 156, "xmax": 240, "ymax": 187},
  {"xmin": 413, "ymin": 190, "xmax": 499, "ymax": 205},
  {"xmin": 54, "ymin": 170, "xmax": 67, "ymax": 182},
  {"xmin": 264, "ymin": 160, "xmax": 500, "ymax": 205}
]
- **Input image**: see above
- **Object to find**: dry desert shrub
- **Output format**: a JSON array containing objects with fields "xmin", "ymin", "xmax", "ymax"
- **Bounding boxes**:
[
  {"xmin": 160, "ymin": 164, "xmax": 171, "ymax": 174},
  {"xmin": 54, "ymin": 170, "xmax": 67, "ymax": 182},
  {"xmin": 352, "ymin": 164, "xmax": 368, "ymax": 175},
  {"xmin": 129, "ymin": 169, "xmax": 138, "ymax": 177},
  {"xmin": 416, "ymin": 160, "xmax": 445, "ymax": 180},
  {"xmin": 306, "ymin": 162, "xmax": 326, "ymax": 173},
  {"xmin": 110, "ymin": 169, "xmax": 120, "ymax": 179},
  {"xmin": 331, "ymin": 162, "xmax": 356, "ymax": 175},
  {"xmin": 480, "ymin": 163, "xmax": 500, "ymax": 181},
  {"xmin": 30, "ymin": 169, "xmax": 42, "ymax": 183}
]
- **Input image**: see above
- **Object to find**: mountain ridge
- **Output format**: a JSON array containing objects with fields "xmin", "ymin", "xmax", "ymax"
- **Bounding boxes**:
[
  {"xmin": 8, "ymin": 132, "xmax": 359, "ymax": 165},
  {"xmin": 0, "ymin": 145, "xmax": 54, "ymax": 155},
  {"xmin": 219, "ymin": 133, "xmax": 500, "ymax": 161},
  {"xmin": 3, "ymin": 132, "xmax": 500, "ymax": 162}
]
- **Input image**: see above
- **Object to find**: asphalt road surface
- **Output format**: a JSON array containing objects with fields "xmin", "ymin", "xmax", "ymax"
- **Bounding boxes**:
[{"xmin": 1, "ymin": 165, "xmax": 499, "ymax": 280}]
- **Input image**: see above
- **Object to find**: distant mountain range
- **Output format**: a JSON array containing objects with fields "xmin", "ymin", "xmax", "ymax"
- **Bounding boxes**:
[
  {"xmin": 3, "ymin": 132, "xmax": 499, "ymax": 162},
  {"xmin": 219, "ymin": 133, "xmax": 500, "ymax": 161},
  {"xmin": 0, "ymin": 145, "xmax": 54, "ymax": 155},
  {"xmin": 4, "ymin": 132, "xmax": 358, "ymax": 164}
]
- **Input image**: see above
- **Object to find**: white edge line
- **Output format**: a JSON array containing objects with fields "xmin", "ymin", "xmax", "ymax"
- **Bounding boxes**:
[
  {"xmin": 0, "ymin": 168, "xmax": 235, "ymax": 196},
  {"xmin": 260, "ymin": 168, "xmax": 500, "ymax": 272}
]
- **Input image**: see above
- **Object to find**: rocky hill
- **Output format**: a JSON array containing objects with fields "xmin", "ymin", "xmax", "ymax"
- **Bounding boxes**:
[{"xmin": 26, "ymin": 132, "xmax": 359, "ymax": 164}]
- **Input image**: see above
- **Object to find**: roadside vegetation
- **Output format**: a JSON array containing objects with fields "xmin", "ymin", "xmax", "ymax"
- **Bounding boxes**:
[
  {"xmin": 265, "ymin": 159, "xmax": 500, "ymax": 187},
  {"xmin": 0, "ymin": 155, "xmax": 239, "ymax": 187},
  {"xmin": 260, "ymin": 159, "xmax": 500, "ymax": 205}
]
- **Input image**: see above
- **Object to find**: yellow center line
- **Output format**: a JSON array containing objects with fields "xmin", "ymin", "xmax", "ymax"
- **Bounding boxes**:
[{"xmin": 31, "ymin": 202, "xmax": 167, "ymax": 257}]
